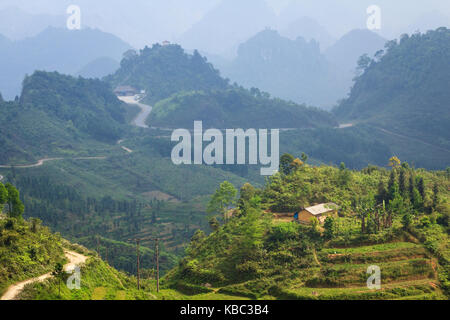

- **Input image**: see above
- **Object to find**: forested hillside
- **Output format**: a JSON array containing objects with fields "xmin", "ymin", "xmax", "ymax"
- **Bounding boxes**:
[
  {"xmin": 0, "ymin": 71, "xmax": 127, "ymax": 164},
  {"xmin": 105, "ymin": 44, "xmax": 229, "ymax": 104},
  {"xmin": 0, "ymin": 182, "xmax": 65, "ymax": 296},
  {"xmin": 148, "ymin": 88, "xmax": 337, "ymax": 129},
  {"xmin": 334, "ymin": 28, "xmax": 450, "ymax": 150}
]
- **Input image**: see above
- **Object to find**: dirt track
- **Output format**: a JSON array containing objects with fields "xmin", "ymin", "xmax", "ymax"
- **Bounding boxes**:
[{"xmin": 0, "ymin": 250, "xmax": 88, "ymax": 300}]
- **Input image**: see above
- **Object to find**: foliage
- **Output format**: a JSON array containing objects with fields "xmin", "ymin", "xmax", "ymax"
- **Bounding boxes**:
[
  {"xmin": 148, "ymin": 87, "xmax": 337, "ymax": 129},
  {"xmin": 335, "ymin": 28, "xmax": 450, "ymax": 154},
  {"xmin": 106, "ymin": 44, "xmax": 229, "ymax": 104}
]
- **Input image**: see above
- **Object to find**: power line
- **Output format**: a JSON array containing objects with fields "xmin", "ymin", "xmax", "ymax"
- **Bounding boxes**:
[{"xmin": 128, "ymin": 237, "xmax": 160, "ymax": 292}]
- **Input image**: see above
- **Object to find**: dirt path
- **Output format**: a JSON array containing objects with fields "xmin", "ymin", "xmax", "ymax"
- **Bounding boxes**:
[
  {"xmin": 312, "ymin": 248, "xmax": 322, "ymax": 267},
  {"xmin": 0, "ymin": 157, "xmax": 106, "ymax": 169},
  {"xmin": 371, "ymin": 126, "xmax": 450, "ymax": 154},
  {"xmin": 116, "ymin": 139, "xmax": 133, "ymax": 153},
  {"xmin": 0, "ymin": 250, "xmax": 88, "ymax": 300},
  {"xmin": 338, "ymin": 123, "xmax": 354, "ymax": 129}
]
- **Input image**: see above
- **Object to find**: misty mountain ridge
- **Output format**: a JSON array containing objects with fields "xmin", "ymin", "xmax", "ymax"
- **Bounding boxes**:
[
  {"xmin": 178, "ymin": 0, "xmax": 277, "ymax": 58},
  {"xmin": 334, "ymin": 27, "xmax": 450, "ymax": 151},
  {"xmin": 215, "ymin": 28, "xmax": 387, "ymax": 109},
  {"xmin": 0, "ymin": 26, "xmax": 131, "ymax": 100},
  {"xmin": 280, "ymin": 16, "xmax": 336, "ymax": 51},
  {"xmin": 0, "ymin": 6, "xmax": 65, "ymax": 40},
  {"xmin": 77, "ymin": 57, "xmax": 120, "ymax": 79}
]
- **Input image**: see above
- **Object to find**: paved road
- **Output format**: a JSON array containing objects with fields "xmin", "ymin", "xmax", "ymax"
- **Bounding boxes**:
[
  {"xmin": 0, "ymin": 250, "xmax": 88, "ymax": 300},
  {"xmin": 118, "ymin": 95, "xmax": 152, "ymax": 129}
]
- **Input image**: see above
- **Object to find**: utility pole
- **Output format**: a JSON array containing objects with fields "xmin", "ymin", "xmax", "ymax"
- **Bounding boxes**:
[
  {"xmin": 129, "ymin": 236, "xmax": 160, "ymax": 292},
  {"xmin": 155, "ymin": 238, "xmax": 160, "ymax": 293},
  {"xmin": 136, "ymin": 239, "xmax": 141, "ymax": 290},
  {"xmin": 97, "ymin": 235, "xmax": 100, "ymax": 257}
]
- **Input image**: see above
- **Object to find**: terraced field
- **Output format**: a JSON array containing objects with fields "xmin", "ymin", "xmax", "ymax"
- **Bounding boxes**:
[{"xmin": 275, "ymin": 242, "xmax": 446, "ymax": 300}]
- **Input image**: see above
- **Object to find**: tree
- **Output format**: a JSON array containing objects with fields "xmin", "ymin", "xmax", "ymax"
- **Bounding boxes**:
[
  {"xmin": 5, "ymin": 183, "xmax": 24, "ymax": 219},
  {"xmin": 357, "ymin": 195, "xmax": 375, "ymax": 234},
  {"xmin": 239, "ymin": 183, "xmax": 256, "ymax": 202},
  {"xmin": 375, "ymin": 180, "xmax": 387, "ymax": 205},
  {"xmin": 279, "ymin": 153, "xmax": 295, "ymax": 175},
  {"xmin": 402, "ymin": 212, "xmax": 412, "ymax": 231},
  {"xmin": 208, "ymin": 217, "xmax": 220, "ymax": 231},
  {"xmin": 291, "ymin": 158, "xmax": 304, "ymax": 171},
  {"xmin": 0, "ymin": 183, "xmax": 8, "ymax": 211},
  {"xmin": 399, "ymin": 169, "xmax": 407, "ymax": 196},
  {"xmin": 388, "ymin": 156, "xmax": 401, "ymax": 169},
  {"xmin": 238, "ymin": 183, "xmax": 257, "ymax": 215},
  {"xmin": 408, "ymin": 174, "xmax": 415, "ymax": 199},
  {"xmin": 432, "ymin": 183, "xmax": 439, "ymax": 210},
  {"xmin": 52, "ymin": 262, "xmax": 65, "ymax": 296},
  {"xmin": 411, "ymin": 188, "xmax": 423, "ymax": 212},
  {"xmin": 324, "ymin": 217, "xmax": 335, "ymax": 240},
  {"xmin": 207, "ymin": 181, "xmax": 237, "ymax": 222},
  {"xmin": 387, "ymin": 172, "xmax": 399, "ymax": 203},
  {"xmin": 417, "ymin": 177, "xmax": 425, "ymax": 200},
  {"xmin": 310, "ymin": 217, "xmax": 320, "ymax": 232},
  {"xmin": 301, "ymin": 153, "xmax": 308, "ymax": 163},
  {"xmin": 356, "ymin": 54, "xmax": 372, "ymax": 76}
]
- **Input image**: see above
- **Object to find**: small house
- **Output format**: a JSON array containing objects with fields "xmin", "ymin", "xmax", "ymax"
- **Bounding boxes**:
[
  {"xmin": 296, "ymin": 203, "xmax": 339, "ymax": 225},
  {"xmin": 114, "ymin": 86, "xmax": 138, "ymax": 97}
]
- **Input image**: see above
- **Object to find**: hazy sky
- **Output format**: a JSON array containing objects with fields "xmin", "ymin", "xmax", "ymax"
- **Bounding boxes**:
[{"xmin": 0, "ymin": 0, "xmax": 449, "ymax": 51}]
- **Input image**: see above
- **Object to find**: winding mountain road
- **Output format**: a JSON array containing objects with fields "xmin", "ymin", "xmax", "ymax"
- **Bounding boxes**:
[
  {"xmin": 0, "ymin": 250, "xmax": 88, "ymax": 300},
  {"xmin": 0, "ymin": 157, "xmax": 107, "ymax": 169},
  {"xmin": 0, "ymin": 95, "xmax": 152, "ymax": 169},
  {"xmin": 118, "ymin": 95, "xmax": 152, "ymax": 129}
]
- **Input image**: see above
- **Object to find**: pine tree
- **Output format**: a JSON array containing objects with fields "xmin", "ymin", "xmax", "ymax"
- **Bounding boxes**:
[
  {"xmin": 399, "ymin": 169, "xmax": 407, "ymax": 196},
  {"xmin": 417, "ymin": 177, "xmax": 425, "ymax": 200},
  {"xmin": 432, "ymin": 183, "xmax": 439, "ymax": 210},
  {"xmin": 376, "ymin": 180, "xmax": 387, "ymax": 204}
]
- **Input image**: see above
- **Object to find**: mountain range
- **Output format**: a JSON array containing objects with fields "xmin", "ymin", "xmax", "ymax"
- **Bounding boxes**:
[{"xmin": 0, "ymin": 27, "xmax": 131, "ymax": 100}]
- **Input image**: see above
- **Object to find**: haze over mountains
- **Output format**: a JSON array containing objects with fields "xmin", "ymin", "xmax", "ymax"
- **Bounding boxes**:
[
  {"xmin": 215, "ymin": 28, "xmax": 386, "ymax": 108},
  {"xmin": 0, "ymin": 27, "xmax": 130, "ymax": 99}
]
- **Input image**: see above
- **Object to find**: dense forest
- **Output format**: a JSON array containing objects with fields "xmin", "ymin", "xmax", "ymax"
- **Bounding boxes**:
[
  {"xmin": 148, "ymin": 87, "xmax": 337, "ymax": 129},
  {"xmin": 0, "ymin": 71, "xmax": 128, "ymax": 164},
  {"xmin": 334, "ymin": 28, "xmax": 450, "ymax": 150},
  {"xmin": 105, "ymin": 44, "xmax": 229, "ymax": 104}
]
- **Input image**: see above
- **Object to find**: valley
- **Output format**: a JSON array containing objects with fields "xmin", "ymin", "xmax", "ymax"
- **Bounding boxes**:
[{"xmin": 0, "ymin": 10, "xmax": 448, "ymax": 302}]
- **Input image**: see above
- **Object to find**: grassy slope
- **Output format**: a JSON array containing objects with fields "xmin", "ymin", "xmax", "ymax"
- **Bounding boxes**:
[{"xmin": 0, "ymin": 217, "xmax": 66, "ymax": 297}]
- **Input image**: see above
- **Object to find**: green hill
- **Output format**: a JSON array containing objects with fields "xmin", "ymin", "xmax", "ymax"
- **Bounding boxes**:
[
  {"xmin": 0, "ymin": 71, "xmax": 127, "ymax": 164},
  {"xmin": 148, "ymin": 88, "xmax": 337, "ymax": 129},
  {"xmin": 105, "ymin": 44, "xmax": 229, "ymax": 104},
  {"xmin": 163, "ymin": 163, "xmax": 450, "ymax": 300},
  {"xmin": 334, "ymin": 28, "xmax": 450, "ymax": 152},
  {"xmin": 0, "ymin": 214, "xmax": 65, "ymax": 297}
]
